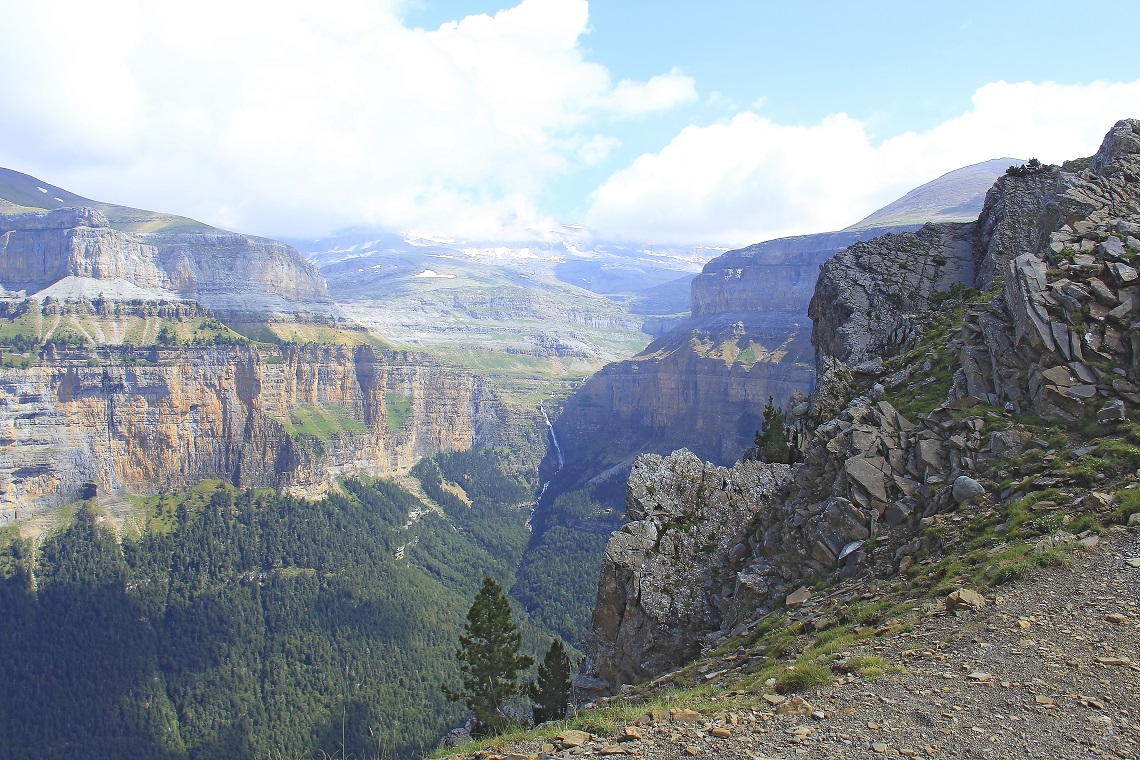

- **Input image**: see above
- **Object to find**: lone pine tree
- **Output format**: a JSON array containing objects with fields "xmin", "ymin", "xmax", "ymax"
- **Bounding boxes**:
[
  {"xmin": 754, "ymin": 396, "xmax": 793, "ymax": 463},
  {"xmin": 446, "ymin": 577, "xmax": 534, "ymax": 736},
  {"xmin": 530, "ymin": 638, "xmax": 572, "ymax": 724}
]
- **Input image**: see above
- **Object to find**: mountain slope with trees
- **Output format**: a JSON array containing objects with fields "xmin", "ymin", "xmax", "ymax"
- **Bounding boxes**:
[{"xmin": 0, "ymin": 463, "xmax": 539, "ymax": 760}]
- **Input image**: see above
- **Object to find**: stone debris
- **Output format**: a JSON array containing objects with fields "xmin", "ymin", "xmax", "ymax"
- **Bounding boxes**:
[
  {"xmin": 785, "ymin": 587, "xmax": 812, "ymax": 606},
  {"xmin": 945, "ymin": 588, "xmax": 987, "ymax": 612}
]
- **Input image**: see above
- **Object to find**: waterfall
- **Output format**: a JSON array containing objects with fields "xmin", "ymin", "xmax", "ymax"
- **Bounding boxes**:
[
  {"xmin": 539, "ymin": 404, "xmax": 565, "ymax": 472},
  {"xmin": 529, "ymin": 404, "xmax": 565, "ymax": 527}
]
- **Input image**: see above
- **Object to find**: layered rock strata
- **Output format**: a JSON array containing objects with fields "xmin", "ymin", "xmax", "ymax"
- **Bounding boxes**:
[
  {"xmin": 0, "ymin": 345, "xmax": 499, "ymax": 518},
  {"xmin": 0, "ymin": 205, "xmax": 335, "ymax": 322}
]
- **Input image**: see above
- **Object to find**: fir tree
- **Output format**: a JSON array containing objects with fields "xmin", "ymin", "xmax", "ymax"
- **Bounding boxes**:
[
  {"xmin": 530, "ymin": 638, "xmax": 572, "ymax": 724},
  {"xmin": 446, "ymin": 577, "xmax": 534, "ymax": 736},
  {"xmin": 754, "ymin": 396, "xmax": 790, "ymax": 463}
]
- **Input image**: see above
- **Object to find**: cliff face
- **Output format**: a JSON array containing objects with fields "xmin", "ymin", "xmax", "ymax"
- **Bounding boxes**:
[
  {"xmin": 579, "ymin": 120, "xmax": 1140, "ymax": 697},
  {"xmin": 0, "ymin": 345, "xmax": 499, "ymax": 518},
  {"xmin": 556, "ymin": 315, "xmax": 814, "ymax": 468},
  {"xmin": 0, "ymin": 209, "xmax": 169, "ymax": 292},
  {"xmin": 0, "ymin": 184, "xmax": 334, "ymax": 323},
  {"xmin": 150, "ymin": 231, "xmax": 333, "ymax": 320}
]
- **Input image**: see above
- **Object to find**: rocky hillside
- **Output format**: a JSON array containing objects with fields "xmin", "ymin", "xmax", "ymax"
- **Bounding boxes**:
[{"xmin": 578, "ymin": 118, "xmax": 1140, "ymax": 695}]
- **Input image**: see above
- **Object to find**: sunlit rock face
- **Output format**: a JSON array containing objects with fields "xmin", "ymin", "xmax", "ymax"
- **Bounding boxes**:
[{"xmin": 0, "ymin": 344, "xmax": 501, "ymax": 519}]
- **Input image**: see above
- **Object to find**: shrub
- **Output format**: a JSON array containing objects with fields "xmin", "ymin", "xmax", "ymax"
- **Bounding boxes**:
[{"xmin": 775, "ymin": 661, "xmax": 833, "ymax": 693}]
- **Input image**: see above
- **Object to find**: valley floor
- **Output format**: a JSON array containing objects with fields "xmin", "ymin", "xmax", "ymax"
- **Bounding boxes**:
[{"xmin": 447, "ymin": 526, "xmax": 1139, "ymax": 760}]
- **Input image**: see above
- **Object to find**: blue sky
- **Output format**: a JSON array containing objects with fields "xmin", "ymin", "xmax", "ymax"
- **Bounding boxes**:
[
  {"xmin": 2, "ymin": 0, "xmax": 1139, "ymax": 245},
  {"xmin": 404, "ymin": 0, "xmax": 1140, "ymax": 224}
]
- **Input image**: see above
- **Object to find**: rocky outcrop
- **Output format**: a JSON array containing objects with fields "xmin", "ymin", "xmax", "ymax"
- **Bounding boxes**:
[
  {"xmin": 811, "ymin": 119, "xmax": 1140, "ymax": 423},
  {"xmin": 580, "ymin": 120, "xmax": 1140, "ymax": 698},
  {"xmin": 959, "ymin": 122, "xmax": 1140, "ymax": 419},
  {"xmin": 809, "ymin": 224, "xmax": 976, "ymax": 366},
  {"xmin": 0, "ymin": 208, "xmax": 169, "ymax": 293},
  {"xmin": 580, "ymin": 451, "xmax": 794, "ymax": 693},
  {"xmin": 580, "ymin": 389, "xmax": 998, "ymax": 695},
  {"xmin": 0, "ymin": 345, "xmax": 500, "ymax": 519}
]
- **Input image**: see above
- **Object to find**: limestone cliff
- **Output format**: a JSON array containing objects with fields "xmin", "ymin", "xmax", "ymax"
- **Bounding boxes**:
[
  {"xmin": 0, "ymin": 171, "xmax": 335, "ymax": 323},
  {"xmin": 0, "ymin": 208, "xmax": 169, "ymax": 293},
  {"xmin": 0, "ymin": 344, "xmax": 501, "ymax": 519}
]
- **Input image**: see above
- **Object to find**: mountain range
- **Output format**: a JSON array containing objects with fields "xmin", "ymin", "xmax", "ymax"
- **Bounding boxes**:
[{"xmin": 0, "ymin": 141, "xmax": 1070, "ymax": 760}]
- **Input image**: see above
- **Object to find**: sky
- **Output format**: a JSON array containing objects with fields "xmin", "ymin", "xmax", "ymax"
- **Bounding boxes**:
[{"xmin": 2, "ymin": 0, "xmax": 1140, "ymax": 247}]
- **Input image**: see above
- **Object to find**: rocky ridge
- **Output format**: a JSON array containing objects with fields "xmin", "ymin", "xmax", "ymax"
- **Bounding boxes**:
[{"xmin": 578, "ymin": 119, "xmax": 1140, "ymax": 697}]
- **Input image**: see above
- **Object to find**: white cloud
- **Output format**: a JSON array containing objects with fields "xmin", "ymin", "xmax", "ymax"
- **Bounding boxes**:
[
  {"xmin": 600, "ymin": 69, "xmax": 698, "ymax": 117},
  {"xmin": 0, "ymin": 0, "xmax": 695, "ymax": 239},
  {"xmin": 585, "ymin": 79, "xmax": 1140, "ymax": 246},
  {"xmin": 578, "ymin": 135, "xmax": 621, "ymax": 165}
]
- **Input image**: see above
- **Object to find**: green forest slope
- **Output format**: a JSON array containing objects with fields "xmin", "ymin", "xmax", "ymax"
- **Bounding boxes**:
[{"xmin": 0, "ymin": 454, "xmax": 541, "ymax": 760}]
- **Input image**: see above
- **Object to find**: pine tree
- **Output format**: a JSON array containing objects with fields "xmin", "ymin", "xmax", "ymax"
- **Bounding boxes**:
[
  {"xmin": 530, "ymin": 639, "xmax": 572, "ymax": 724},
  {"xmin": 446, "ymin": 577, "xmax": 534, "ymax": 736},
  {"xmin": 755, "ymin": 396, "xmax": 790, "ymax": 463}
]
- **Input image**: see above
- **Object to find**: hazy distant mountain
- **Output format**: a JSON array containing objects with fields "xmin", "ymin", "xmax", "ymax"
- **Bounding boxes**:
[{"xmin": 846, "ymin": 158, "xmax": 1022, "ymax": 230}]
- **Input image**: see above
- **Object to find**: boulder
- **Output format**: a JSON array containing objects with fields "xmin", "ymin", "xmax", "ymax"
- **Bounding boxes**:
[
  {"xmin": 1097, "ymin": 399, "xmax": 1127, "ymax": 423},
  {"xmin": 952, "ymin": 476, "xmax": 986, "ymax": 504},
  {"xmin": 1100, "ymin": 236, "xmax": 1127, "ymax": 259},
  {"xmin": 990, "ymin": 430, "xmax": 1030, "ymax": 456},
  {"xmin": 786, "ymin": 587, "xmax": 812, "ymax": 606},
  {"xmin": 1109, "ymin": 261, "xmax": 1138, "ymax": 286},
  {"xmin": 945, "ymin": 588, "xmax": 986, "ymax": 612},
  {"xmin": 844, "ymin": 457, "xmax": 888, "ymax": 503}
]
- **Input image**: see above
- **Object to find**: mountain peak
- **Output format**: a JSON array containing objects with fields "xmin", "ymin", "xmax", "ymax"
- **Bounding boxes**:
[{"xmin": 845, "ymin": 157, "xmax": 1020, "ymax": 231}]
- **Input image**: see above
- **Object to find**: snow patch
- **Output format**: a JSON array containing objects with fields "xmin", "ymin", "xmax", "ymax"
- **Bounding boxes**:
[{"xmin": 413, "ymin": 269, "xmax": 456, "ymax": 279}]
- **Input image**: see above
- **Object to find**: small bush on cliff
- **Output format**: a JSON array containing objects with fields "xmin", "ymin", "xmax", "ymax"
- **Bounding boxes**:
[
  {"xmin": 1006, "ymin": 157, "xmax": 1045, "ymax": 177},
  {"xmin": 749, "ymin": 397, "xmax": 800, "ymax": 464}
]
